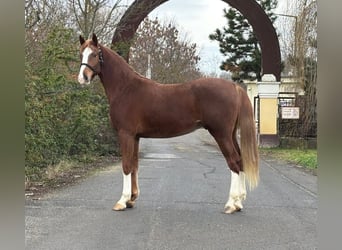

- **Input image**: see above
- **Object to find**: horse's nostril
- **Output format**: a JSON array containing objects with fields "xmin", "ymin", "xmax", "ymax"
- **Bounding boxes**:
[{"xmin": 83, "ymin": 74, "xmax": 88, "ymax": 81}]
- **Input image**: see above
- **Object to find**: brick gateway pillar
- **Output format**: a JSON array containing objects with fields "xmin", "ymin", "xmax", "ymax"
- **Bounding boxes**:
[{"xmin": 112, "ymin": 0, "xmax": 282, "ymax": 147}]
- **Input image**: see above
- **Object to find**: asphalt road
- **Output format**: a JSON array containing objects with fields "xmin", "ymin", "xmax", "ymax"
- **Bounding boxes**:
[{"xmin": 25, "ymin": 129, "xmax": 317, "ymax": 250}]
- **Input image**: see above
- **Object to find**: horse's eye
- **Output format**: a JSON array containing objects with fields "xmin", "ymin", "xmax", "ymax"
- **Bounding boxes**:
[{"xmin": 92, "ymin": 54, "xmax": 97, "ymax": 58}]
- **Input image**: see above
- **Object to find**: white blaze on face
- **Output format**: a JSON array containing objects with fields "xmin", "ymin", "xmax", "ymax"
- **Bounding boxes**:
[{"xmin": 78, "ymin": 47, "xmax": 93, "ymax": 85}]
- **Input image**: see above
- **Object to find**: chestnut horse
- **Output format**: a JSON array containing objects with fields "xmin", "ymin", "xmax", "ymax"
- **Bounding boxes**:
[{"xmin": 78, "ymin": 34, "xmax": 259, "ymax": 214}]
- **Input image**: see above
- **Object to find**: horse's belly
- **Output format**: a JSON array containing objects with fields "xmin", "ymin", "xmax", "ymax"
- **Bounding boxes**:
[{"xmin": 138, "ymin": 119, "xmax": 203, "ymax": 138}]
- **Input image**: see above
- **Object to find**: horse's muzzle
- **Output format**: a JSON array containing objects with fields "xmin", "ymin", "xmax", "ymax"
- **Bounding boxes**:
[{"xmin": 78, "ymin": 74, "xmax": 91, "ymax": 85}]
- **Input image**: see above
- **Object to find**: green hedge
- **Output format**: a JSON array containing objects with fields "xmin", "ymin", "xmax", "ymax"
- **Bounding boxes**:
[{"xmin": 25, "ymin": 27, "xmax": 118, "ymax": 181}]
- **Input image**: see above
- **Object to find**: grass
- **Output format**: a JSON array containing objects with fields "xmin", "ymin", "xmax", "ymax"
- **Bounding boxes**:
[
  {"xmin": 25, "ymin": 155, "xmax": 120, "ymax": 196},
  {"xmin": 260, "ymin": 148, "xmax": 317, "ymax": 169}
]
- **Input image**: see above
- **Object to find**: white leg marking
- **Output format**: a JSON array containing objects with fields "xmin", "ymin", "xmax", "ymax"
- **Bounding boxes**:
[
  {"xmin": 135, "ymin": 171, "xmax": 140, "ymax": 198},
  {"xmin": 78, "ymin": 47, "xmax": 93, "ymax": 84},
  {"xmin": 239, "ymin": 171, "xmax": 247, "ymax": 201},
  {"xmin": 225, "ymin": 171, "xmax": 240, "ymax": 209},
  {"xmin": 117, "ymin": 172, "xmax": 132, "ymax": 207},
  {"xmin": 233, "ymin": 173, "xmax": 244, "ymax": 210}
]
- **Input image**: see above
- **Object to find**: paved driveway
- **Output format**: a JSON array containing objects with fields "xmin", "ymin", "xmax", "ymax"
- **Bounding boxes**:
[{"xmin": 25, "ymin": 129, "xmax": 317, "ymax": 249}]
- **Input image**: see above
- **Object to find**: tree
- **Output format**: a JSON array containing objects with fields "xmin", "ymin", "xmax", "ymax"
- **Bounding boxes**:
[
  {"xmin": 69, "ymin": 0, "xmax": 127, "ymax": 43},
  {"xmin": 25, "ymin": 0, "xmax": 122, "ymax": 181},
  {"xmin": 25, "ymin": 0, "xmax": 71, "ymax": 69},
  {"xmin": 291, "ymin": 0, "xmax": 317, "ymax": 138},
  {"xmin": 129, "ymin": 17, "xmax": 202, "ymax": 84},
  {"xmin": 209, "ymin": 0, "xmax": 278, "ymax": 82}
]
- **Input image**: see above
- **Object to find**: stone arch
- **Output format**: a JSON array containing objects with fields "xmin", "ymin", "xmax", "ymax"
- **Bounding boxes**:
[{"xmin": 111, "ymin": 0, "xmax": 281, "ymax": 81}]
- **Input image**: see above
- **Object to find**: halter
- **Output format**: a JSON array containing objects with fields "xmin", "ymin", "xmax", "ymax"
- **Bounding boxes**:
[{"xmin": 80, "ymin": 46, "xmax": 104, "ymax": 75}]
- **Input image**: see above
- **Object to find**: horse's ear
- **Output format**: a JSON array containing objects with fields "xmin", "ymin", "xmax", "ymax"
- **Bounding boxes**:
[
  {"xmin": 92, "ymin": 33, "xmax": 98, "ymax": 46},
  {"xmin": 79, "ymin": 35, "xmax": 85, "ymax": 45}
]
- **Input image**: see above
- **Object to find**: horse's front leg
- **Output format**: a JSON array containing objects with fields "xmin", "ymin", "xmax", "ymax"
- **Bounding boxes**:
[
  {"xmin": 126, "ymin": 138, "xmax": 140, "ymax": 208},
  {"xmin": 113, "ymin": 172, "xmax": 132, "ymax": 211},
  {"xmin": 113, "ymin": 131, "xmax": 137, "ymax": 211}
]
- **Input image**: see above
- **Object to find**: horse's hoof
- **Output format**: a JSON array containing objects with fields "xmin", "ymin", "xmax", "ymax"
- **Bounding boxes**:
[
  {"xmin": 234, "ymin": 201, "xmax": 243, "ymax": 211},
  {"xmin": 126, "ymin": 200, "xmax": 135, "ymax": 208},
  {"xmin": 224, "ymin": 206, "xmax": 239, "ymax": 214},
  {"xmin": 112, "ymin": 203, "xmax": 126, "ymax": 211}
]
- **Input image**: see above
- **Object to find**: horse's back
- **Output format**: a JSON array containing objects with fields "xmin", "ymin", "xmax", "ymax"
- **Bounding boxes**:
[{"xmin": 189, "ymin": 77, "xmax": 240, "ymax": 108}]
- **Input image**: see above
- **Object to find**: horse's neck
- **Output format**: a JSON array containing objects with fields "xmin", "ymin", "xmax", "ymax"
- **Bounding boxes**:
[{"xmin": 99, "ymin": 45, "xmax": 140, "ymax": 101}]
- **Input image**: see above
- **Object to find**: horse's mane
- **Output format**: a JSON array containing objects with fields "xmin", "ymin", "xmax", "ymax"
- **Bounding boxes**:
[{"xmin": 100, "ymin": 44, "xmax": 152, "ymax": 82}]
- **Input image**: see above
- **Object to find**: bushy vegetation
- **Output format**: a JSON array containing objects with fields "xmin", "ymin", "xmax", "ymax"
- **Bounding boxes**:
[{"xmin": 25, "ymin": 27, "xmax": 118, "ymax": 182}]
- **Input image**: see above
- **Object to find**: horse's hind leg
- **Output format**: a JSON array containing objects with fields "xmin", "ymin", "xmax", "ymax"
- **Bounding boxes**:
[
  {"xmin": 224, "ymin": 171, "xmax": 246, "ymax": 214},
  {"xmin": 225, "ymin": 133, "xmax": 247, "ymax": 214},
  {"xmin": 210, "ymin": 130, "xmax": 244, "ymax": 214},
  {"xmin": 229, "ymin": 130, "xmax": 247, "ymax": 210}
]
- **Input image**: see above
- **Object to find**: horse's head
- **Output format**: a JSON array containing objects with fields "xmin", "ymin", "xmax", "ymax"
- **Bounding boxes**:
[{"xmin": 78, "ymin": 33, "xmax": 104, "ymax": 85}]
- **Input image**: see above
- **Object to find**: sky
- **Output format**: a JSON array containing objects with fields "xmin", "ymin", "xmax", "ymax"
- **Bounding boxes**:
[
  {"xmin": 148, "ymin": 0, "xmax": 228, "ymax": 75},
  {"xmin": 123, "ymin": 0, "xmax": 288, "ymax": 75}
]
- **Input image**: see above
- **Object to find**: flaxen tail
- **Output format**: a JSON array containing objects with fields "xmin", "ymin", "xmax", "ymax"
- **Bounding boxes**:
[{"xmin": 236, "ymin": 86, "xmax": 259, "ymax": 190}]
